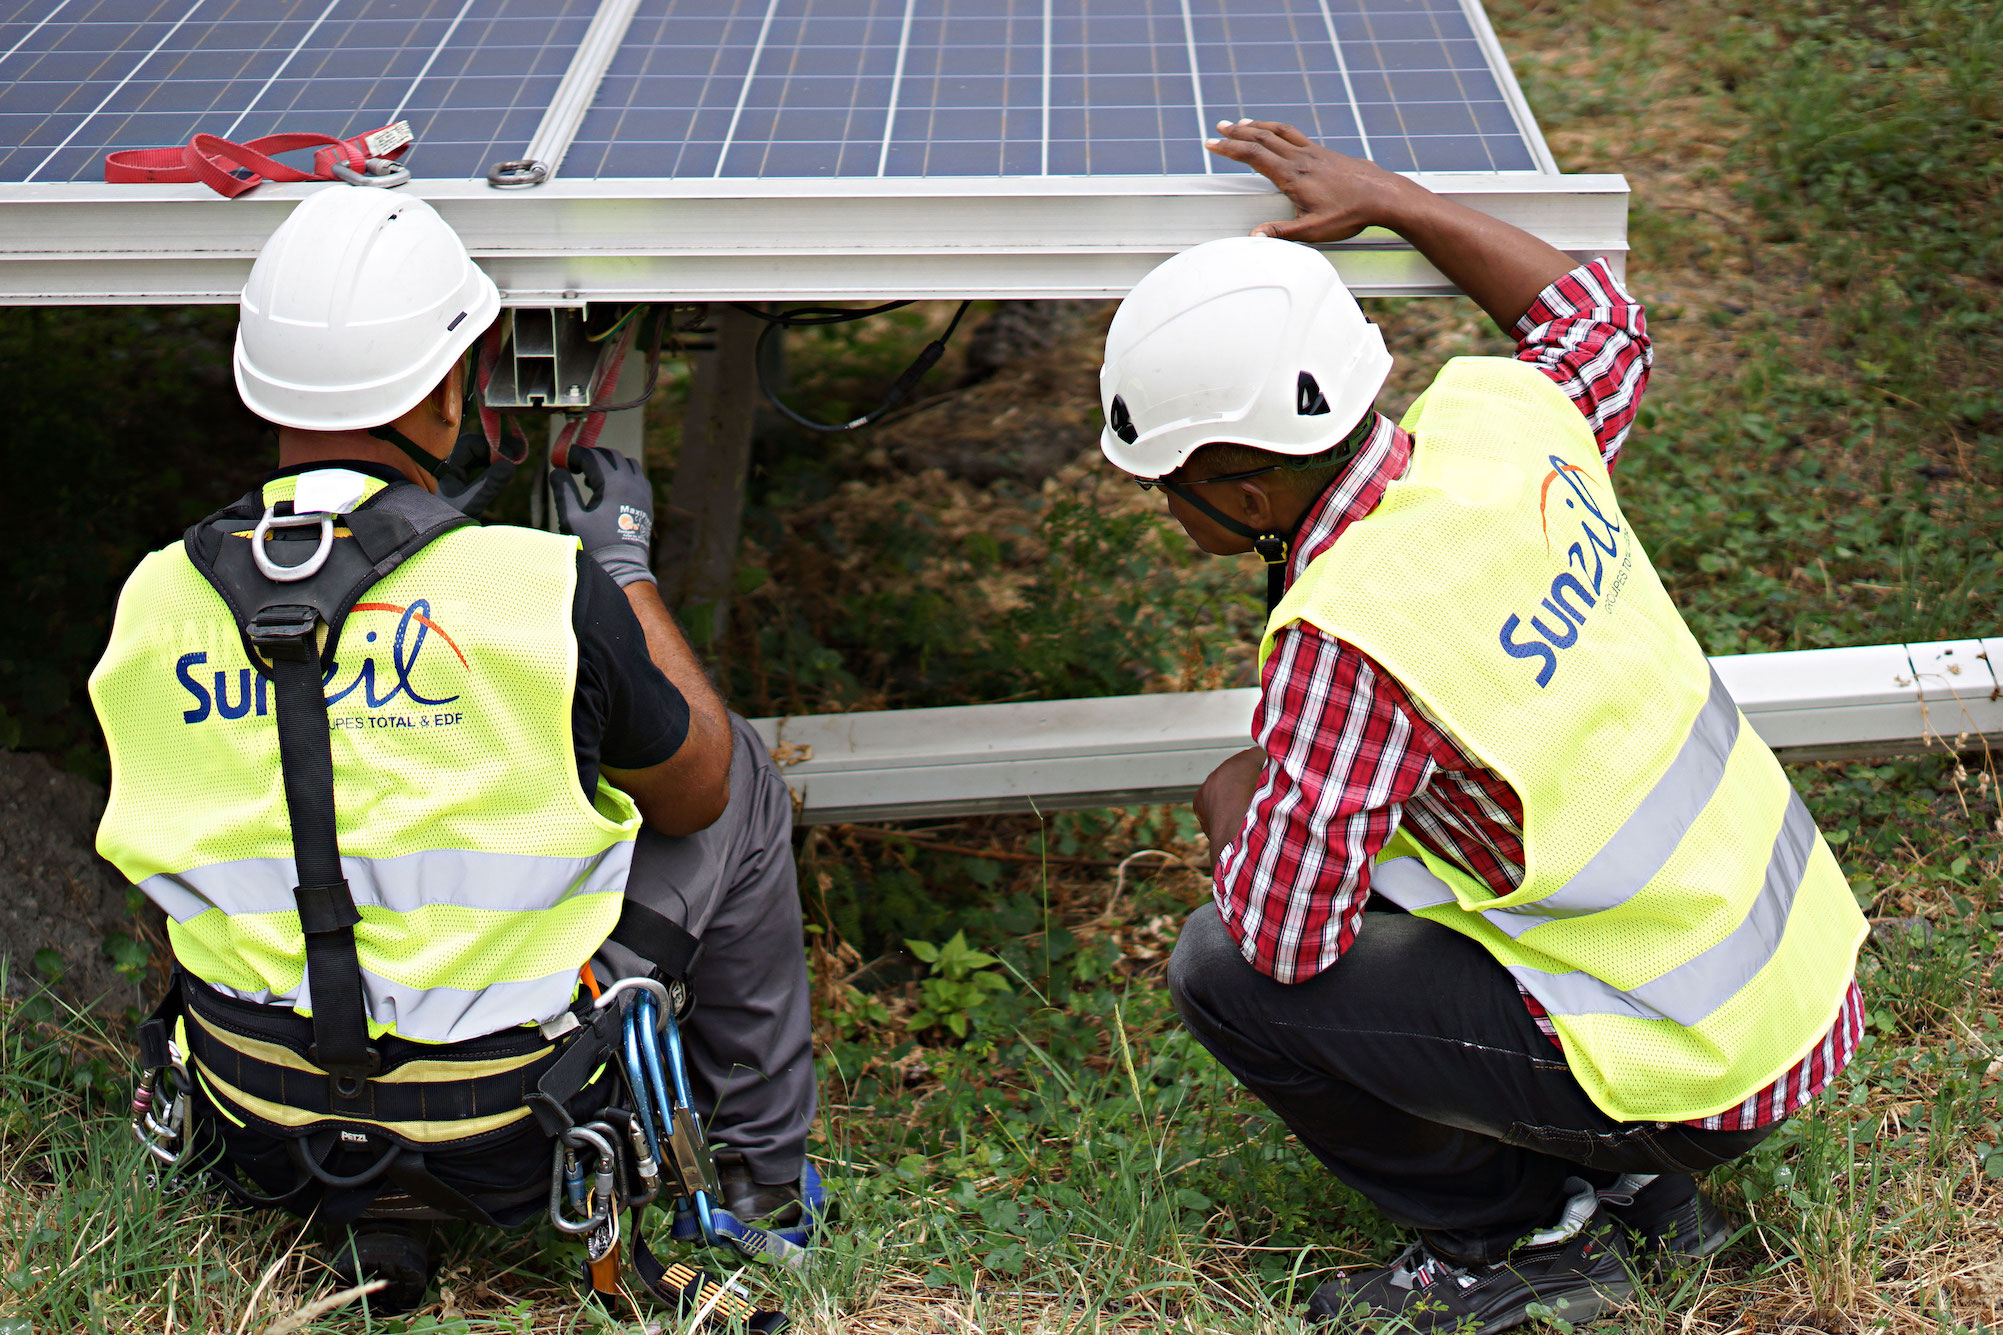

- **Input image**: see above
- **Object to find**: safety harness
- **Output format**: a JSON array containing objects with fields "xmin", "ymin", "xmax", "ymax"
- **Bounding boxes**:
[{"xmin": 130, "ymin": 479, "xmax": 811, "ymax": 1328}]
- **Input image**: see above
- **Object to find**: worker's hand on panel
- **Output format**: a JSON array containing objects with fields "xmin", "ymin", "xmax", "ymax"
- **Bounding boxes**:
[
  {"xmin": 552, "ymin": 445, "xmax": 658, "ymax": 587},
  {"xmin": 1193, "ymin": 745, "xmax": 1268, "ymax": 853},
  {"xmin": 1205, "ymin": 120, "xmax": 1426, "ymax": 244}
]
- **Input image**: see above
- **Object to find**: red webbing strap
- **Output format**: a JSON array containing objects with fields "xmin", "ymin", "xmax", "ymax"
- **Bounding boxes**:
[
  {"xmin": 549, "ymin": 317, "xmax": 641, "ymax": 470},
  {"xmin": 473, "ymin": 323, "xmax": 526, "ymax": 465},
  {"xmin": 103, "ymin": 122, "xmax": 412, "ymax": 199}
]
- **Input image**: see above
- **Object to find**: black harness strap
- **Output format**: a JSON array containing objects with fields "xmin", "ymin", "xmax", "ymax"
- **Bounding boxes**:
[
  {"xmin": 611, "ymin": 901, "xmax": 705, "ymax": 984},
  {"xmin": 184, "ymin": 479, "xmax": 474, "ymax": 1104},
  {"xmin": 247, "ymin": 603, "xmax": 375, "ymax": 1097},
  {"xmin": 527, "ymin": 1002, "xmax": 625, "ymax": 1136}
]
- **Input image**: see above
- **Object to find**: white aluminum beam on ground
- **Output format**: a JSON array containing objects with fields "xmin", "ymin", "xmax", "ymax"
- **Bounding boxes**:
[
  {"xmin": 748, "ymin": 638, "xmax": 2002, "ymax": 826},
  {"xmin": 0, "ymin": 173, "xmax": 1626, "ymax": 306}
]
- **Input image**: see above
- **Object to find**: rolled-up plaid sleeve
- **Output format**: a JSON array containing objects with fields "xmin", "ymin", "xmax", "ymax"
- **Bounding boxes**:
[{"xmin": 1512, "ymin": 258, "xmax": 1652, "ymax": 466}]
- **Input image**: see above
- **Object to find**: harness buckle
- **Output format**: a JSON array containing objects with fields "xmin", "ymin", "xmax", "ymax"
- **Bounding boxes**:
[
  {"xmin": 245, "ymin": 604, "xmax": 321, "ymax": 658},
  {"xmin": 309, "ymin": 1044, "xmax": 382, "ymax": 1100}
]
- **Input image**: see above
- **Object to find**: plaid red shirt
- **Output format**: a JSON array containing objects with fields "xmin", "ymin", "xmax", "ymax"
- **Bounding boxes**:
[{"xmin": 1213, "ymin": 260, "xmax": 1863, "ymax": 1131}]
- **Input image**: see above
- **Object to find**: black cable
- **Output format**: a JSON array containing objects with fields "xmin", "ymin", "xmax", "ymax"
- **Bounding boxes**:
[
  {"xmin": 738, "ymin": 300, "xmax": 974, "ymax": 433},
  {"xmin": 591, "ymin": 304, "xmax": 674, "ymax": 414},
  {"xmin": 731, "ymin": 299, "xmax": 915, "ymax": 328}
]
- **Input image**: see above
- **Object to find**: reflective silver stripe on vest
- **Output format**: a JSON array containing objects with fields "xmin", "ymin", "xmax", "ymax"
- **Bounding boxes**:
[
  {"xmin": 200, "ymin": 964, "xmax": 583, "ymax": 1045},
  {"xmin": 1487, "ymin": 667, "xmax": 1740, "ymax": 939},
  {"xmin": 1513, "ymin": 788, "xmax": 1817, "ymax": 1024},
  {"xmin": 1373, "ymin": 786, "xmax": 1821, "ymax": 1027},
  {"xmin": 140, "ymin": 845, "xmax": 633, "ymax": 924}
]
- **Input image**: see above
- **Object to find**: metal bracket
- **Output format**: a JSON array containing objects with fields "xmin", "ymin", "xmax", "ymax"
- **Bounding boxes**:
[{"xmin": 482, "ymin": 308, "xmax": 599, "ymax": 410}]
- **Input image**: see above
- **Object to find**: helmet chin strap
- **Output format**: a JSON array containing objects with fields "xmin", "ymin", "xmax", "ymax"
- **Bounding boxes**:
[
  {"xmin": 1164, "ymin": 414, "xmax": 1378, "ymax": 615},
  {"xmin": 367, "ymin": 423, "xmax": 448, "ymax": 479},
  {"xmin": 1163, "ymin": 484, "xmax": 1293, "ymax": 614}
]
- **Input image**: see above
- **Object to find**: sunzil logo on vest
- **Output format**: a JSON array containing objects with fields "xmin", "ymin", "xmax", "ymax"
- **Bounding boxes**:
[
  {"xmin": 176, "ymin": 600, "xmax": 468, "ymax": 729},
  {"xmin": 1498, "ymin": 456, "xmax": 1634, "ymax": 688}
]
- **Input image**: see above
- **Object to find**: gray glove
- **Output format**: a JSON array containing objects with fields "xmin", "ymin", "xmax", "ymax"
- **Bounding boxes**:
[{"xmin": 551, "ymin": 446, "xmax": 657, "ymax": 587}]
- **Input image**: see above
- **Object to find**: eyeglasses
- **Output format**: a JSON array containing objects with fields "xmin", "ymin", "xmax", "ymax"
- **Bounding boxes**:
[{"xmin": 1134, "ymin": 463, "xmax": 1289, "ymax": 493}]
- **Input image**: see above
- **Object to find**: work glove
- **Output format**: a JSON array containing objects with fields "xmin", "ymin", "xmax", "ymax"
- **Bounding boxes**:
[
  {"xmin": 551, "ymin": 445, "xmax": 657, "ymax": 588},
  {"xmin": 437, "ymin": 431, "xmax": 521, "ymax": 518}
]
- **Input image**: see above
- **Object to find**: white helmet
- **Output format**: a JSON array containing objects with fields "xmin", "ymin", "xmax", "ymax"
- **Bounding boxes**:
[
  {"xmin": 1099, "ymin": 235, "xmax": 1391, "ymax": 478},
  {"xmin": 234, "ymin": 186, "xmax": 499, "ymax": 430}
]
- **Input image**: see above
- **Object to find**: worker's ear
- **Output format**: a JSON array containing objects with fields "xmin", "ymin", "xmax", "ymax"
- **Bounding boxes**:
[
  {"xmin": 1233, "ymin": 478, "xmax": 1280, "ymax": 533},
  {"xmin": 430, "ymin": 360, "xmax": 465, "ymax": 430}
]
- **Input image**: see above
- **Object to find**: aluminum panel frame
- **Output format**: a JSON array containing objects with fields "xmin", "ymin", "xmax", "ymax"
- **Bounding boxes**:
[{"xmin": 0, "ymin": 171, "xmax": 1627, "ymax": 304}]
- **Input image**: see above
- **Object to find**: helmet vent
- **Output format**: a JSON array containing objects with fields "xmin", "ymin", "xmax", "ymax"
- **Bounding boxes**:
[
  {"xmin": 1296, "ymin": 372, "xmax": 1330, "ymax": 417},
  {"xmin": 1108, "ymin": 395, "xmax": 1139, "ymax": 444}
]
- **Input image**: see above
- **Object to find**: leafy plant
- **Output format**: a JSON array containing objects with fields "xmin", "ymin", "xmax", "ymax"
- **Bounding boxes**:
[{"xmin": 903, "ymin": 931, "xmax": 1012, "ymax": 1038}]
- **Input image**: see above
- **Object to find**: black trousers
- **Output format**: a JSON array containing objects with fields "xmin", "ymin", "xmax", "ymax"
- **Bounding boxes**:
[{"xmin": 1167, "ymin": 899, "xmax": 1774, "ymax": 1264}]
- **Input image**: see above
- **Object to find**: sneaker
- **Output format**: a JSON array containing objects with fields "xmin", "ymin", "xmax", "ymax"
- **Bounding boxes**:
[
  {"xmin": 1308, "ymin": 1186, "xmax": 1633, "ymax": 1333},
  {"xmin": 1599, "ymin": 1173, "xmax": 1731, "ymax": 1265},
  {"xmin": 318, "ymin": 1220, "xmax": 436, "ymax": 1315}
]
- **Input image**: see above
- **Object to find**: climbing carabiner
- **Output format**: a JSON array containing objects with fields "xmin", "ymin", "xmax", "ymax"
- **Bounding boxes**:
[
  {"xmin": 548, "ymin": 1125, "xmax": 618, "ymax": 1235},
  {"xmin": 592, "ymin": 976, "xmax": 673, "ymax": 1030}
]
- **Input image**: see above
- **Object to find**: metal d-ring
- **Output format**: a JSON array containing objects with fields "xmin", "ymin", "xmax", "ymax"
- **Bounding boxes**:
[
  {"xmin": 486, "ymin": 158, "xmax": 548, "ymax": 189},
  {"xmin": 592, "ymin": 976, "xmax": 672, "ymax": 1031},
  {"xmin": 251, "ymin": 505, "xmax": 335, "ymax": 582}
]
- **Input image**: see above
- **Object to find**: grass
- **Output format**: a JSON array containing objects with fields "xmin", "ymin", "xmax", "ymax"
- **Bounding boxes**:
[{"xmin": 4, "ymin": 0, "xmax": 2002, "ymax": 1330}]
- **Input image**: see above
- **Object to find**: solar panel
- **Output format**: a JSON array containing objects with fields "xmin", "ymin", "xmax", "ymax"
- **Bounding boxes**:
[
  {"xmin": 0, "ymin": 0, "xmax": 1547, "ymax": 185},
  {"xmin": 0, "ymin": 0, "xmax": 1616, "ymax": 307},
  {"xmin": 562, "ymin": 0, "xmax": 1543, "ymax": 181}
]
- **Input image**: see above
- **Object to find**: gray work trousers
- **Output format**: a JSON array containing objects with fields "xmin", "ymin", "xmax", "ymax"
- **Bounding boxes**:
[{"xmin": 594, "ymin": 712, "xmax": 816, "ymax": 1186}]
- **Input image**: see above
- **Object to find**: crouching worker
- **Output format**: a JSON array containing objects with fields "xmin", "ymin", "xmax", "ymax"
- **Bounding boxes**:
[
  {"xmin": 88, "ymin": 187, "xmax": 818, "ymax": 1318},
  {"xmin": 1101, "ymin": 125, "xmax": 1867, "ymax": 1332}
]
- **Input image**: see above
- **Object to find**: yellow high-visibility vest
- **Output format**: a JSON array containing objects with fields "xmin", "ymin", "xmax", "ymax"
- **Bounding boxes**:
[
  {"xmin": 1260, "ymin": 357, "xmax": 1866, "ymax": 1122},
  {"xmin": 90, "ymin": 474, "xmax": 642, "ymax": 1045}
]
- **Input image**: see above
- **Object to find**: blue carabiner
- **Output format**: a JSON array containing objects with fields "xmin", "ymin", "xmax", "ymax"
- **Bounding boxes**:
[
  {"xmin": 621, "ymin": 1005, "xmax": 664, "ymax": 1169},
  {"xmin": 637, "ymin": 991, "xmax": 721, "ymax": 1249},
  {"xmin": 661, "ymin": 1001, "xmax": 698, "ymax": 1110}
]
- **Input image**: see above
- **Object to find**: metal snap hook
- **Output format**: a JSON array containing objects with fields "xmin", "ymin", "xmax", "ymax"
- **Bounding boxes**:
[
  {"xmin": 486, "ymin": 159, "xmax": 548, "ymax": 189},
  {"xmin": 251, "ymin": 505, "xmax": 335, "ymax": 582},
  {"xmin": 330, "ymin": 156, "xmax": 411, "ymax": 188}
]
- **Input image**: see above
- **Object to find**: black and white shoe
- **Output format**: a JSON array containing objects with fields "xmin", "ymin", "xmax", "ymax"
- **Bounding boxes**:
[
  {"xmin": 1599, "ymin": 1173, "xmax": 1732, "ymax": 1266},
  {"xmin": 1307, "ymin": 1184, "xmax": 1633, "ymax": 1333}
]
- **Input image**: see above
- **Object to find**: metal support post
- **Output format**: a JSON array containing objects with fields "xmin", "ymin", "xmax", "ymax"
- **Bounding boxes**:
[{"xmin": 660, "ymin": 305, "xmax": 760, "ymax": 644}]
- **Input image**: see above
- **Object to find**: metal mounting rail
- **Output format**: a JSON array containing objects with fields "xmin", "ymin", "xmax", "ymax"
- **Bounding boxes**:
[
  {"xmin": 0, "ymin": 172, "xmax": 1626, "ymax": 306},
  {"xmin": 515, "ymin": 0, "xmax": 644, "ymax": 182},
  {"xmin": 749, "ymin": 638, "xmax": 2002, "ymax": 826}
]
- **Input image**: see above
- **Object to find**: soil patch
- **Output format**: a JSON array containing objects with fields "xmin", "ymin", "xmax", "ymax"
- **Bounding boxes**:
[{"xmin": 0, "ymin": 749, "xmax": 141, "ymax": 1014}]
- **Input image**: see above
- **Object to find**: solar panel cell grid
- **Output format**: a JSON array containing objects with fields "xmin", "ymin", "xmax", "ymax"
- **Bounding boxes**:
[
  {"xmin": 0, "ymin": 0, "xmax": 1546, "ymax": 185},
  {"xmin": 0, "ymin": 0, "xmax": 599, "ymax": 183}
]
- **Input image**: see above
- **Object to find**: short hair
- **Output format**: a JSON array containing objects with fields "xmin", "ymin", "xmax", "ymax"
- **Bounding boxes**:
[{"xmin": 1183, "ymin": 435, "xmax": 1355, "ymax": 501}]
